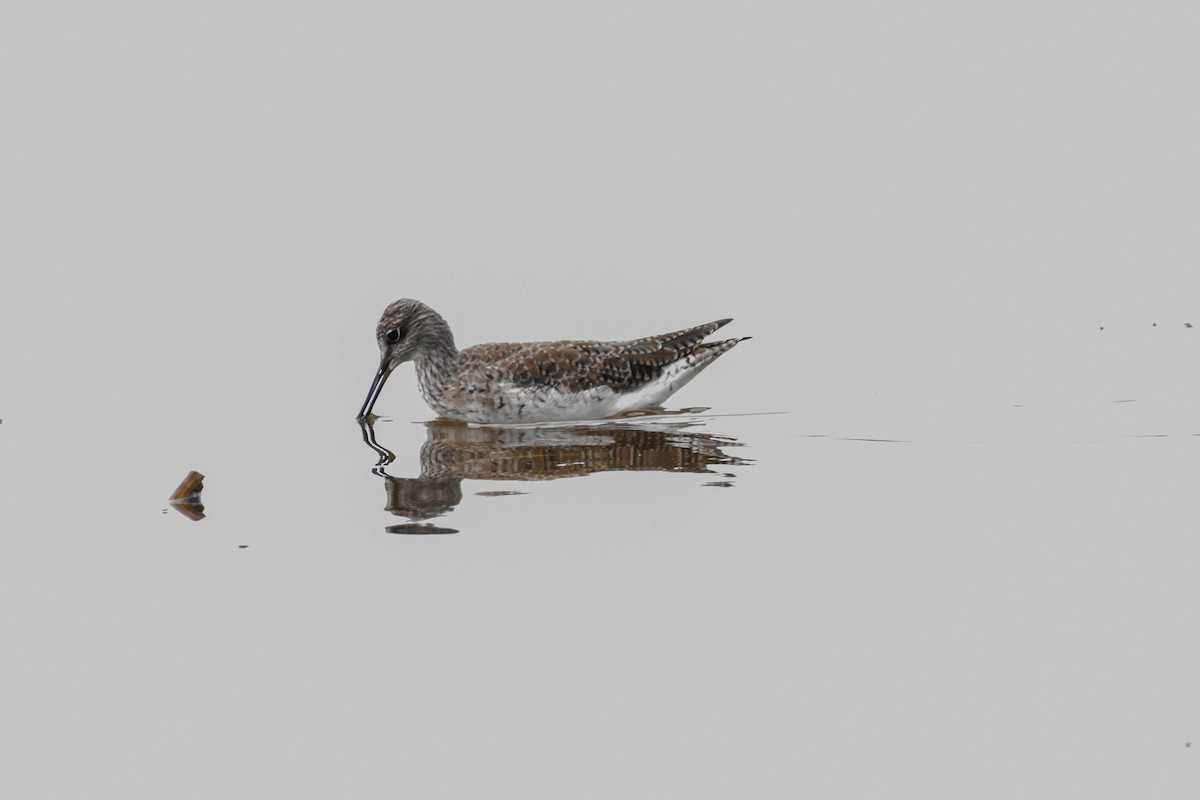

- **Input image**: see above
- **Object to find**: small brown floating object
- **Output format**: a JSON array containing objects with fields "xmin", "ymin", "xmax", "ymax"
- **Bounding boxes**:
[{"xmin": 168, "ymin": 470, "xmax": 206, "ymax": 521}]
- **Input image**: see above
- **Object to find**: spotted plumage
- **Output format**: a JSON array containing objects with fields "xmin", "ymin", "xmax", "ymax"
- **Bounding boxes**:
[{"xmin": 357, "ymin": 298, "xmax": 749, "ymax": 424}]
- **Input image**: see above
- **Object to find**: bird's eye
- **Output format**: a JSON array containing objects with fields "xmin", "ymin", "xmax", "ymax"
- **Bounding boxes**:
[{"xmin": 385, "ymin": 328, "xmax": 401, "ymax": 344}]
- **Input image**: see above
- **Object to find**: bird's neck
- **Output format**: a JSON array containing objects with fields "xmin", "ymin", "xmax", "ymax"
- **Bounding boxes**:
[{"xmin": 413, "ymin": 314, "xmax": 459, "ymax": 409}]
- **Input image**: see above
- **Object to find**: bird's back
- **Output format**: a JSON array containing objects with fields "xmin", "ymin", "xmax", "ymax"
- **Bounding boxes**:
[{"xmin": 430, "ymin": 320, "xmax": 746, "ymax": 423}]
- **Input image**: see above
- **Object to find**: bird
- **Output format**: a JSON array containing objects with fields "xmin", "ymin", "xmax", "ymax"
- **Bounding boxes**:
[{"xmin": 357, "ymin": 298, "xmax": 749, "ymax": 424}]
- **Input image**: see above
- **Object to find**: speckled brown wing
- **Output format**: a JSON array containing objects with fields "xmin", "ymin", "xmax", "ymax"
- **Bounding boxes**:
[
  {"xmin": 457, "ymin": 319, "xmax": 735, "ymax": 394},
  {"xmin": 594, "ymin": 319, "xmax": 734, "ymax": 391}
]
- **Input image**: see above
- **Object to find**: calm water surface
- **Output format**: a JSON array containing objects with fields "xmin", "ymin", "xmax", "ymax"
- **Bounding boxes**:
[{"xmin": 4, "ymin": 365, "xmax": 1200, "ymax": 797}]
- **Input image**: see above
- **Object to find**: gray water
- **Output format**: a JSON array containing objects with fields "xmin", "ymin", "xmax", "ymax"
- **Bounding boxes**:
[{"xmin": 4, "ymin": 3, "xmax": 1200, "ymax": 798}]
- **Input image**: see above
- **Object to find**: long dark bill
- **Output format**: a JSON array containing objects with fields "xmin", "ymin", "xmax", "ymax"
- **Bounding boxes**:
[{"xmin": 357, "ymin": 364, "xmax": 393, "ymax": 420}]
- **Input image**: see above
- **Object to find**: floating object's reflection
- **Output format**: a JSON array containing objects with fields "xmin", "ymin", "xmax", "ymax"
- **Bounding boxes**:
[{"xmin": 360, "ymin": 415, "xmax": 749, "ymax": 533}]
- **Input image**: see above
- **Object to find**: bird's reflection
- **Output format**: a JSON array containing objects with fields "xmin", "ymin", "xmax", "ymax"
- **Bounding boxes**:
[{"xmin": 360, "ymin": 414, "xmax": 749, "ymax": 533}]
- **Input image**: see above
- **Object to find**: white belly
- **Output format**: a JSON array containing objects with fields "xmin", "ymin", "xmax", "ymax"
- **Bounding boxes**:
[{"xmin": 442, "ymin": 361, "xmax": 701, "ymax": 424}]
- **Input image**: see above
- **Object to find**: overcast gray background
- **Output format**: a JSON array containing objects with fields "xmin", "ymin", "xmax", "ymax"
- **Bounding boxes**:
[{"xmin": 3, "ymin": 2, "xmax": 1200, "ymax": 797}]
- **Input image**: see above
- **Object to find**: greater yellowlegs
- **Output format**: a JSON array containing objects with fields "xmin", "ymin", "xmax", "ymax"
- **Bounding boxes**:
[{"xmin": 357, "ymin": 298, "xmax": 749, "ymax": 424}]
